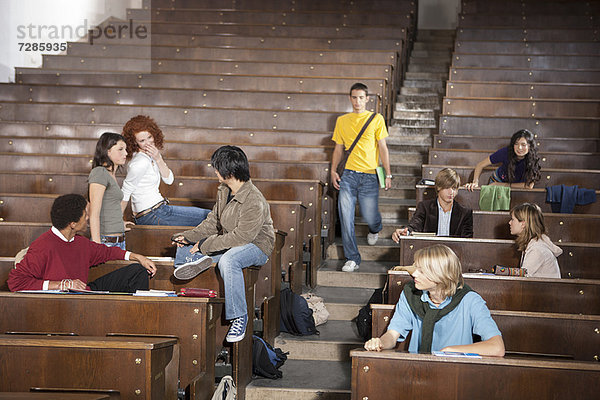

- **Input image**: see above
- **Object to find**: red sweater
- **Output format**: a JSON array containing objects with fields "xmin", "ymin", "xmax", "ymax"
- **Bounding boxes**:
[{"xmin": 8, "ymin": 230, "xmax": 126, "ymax": 291}]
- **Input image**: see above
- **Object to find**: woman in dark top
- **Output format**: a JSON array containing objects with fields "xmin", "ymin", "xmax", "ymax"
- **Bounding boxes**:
[{"xmin": 465, "ymin": 129, "xmax": 541, "ymax": 191}]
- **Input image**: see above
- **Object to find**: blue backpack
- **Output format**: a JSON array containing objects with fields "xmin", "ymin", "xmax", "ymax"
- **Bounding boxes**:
[
  {"xmin": 279, "ymin": 288, "xmax": 319, "ymax": 336},
  {"xmin": 252, "ymin": 335, "xmax": 287, "ymax": 379}
]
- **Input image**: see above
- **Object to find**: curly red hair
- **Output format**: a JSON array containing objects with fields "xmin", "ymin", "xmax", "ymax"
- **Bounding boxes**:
[{"xmin": 122, "ymin": 115, "xmax": 165, "ymax": 159}]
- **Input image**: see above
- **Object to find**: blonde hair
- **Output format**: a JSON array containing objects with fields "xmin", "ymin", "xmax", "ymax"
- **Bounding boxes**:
[
  {"xmin": 435, "ymin": 168, "xmax": 461, "ymax": 193},
  {"xmin": 413, "ymin": 244, "xmax": 464, "ymax": 299},
  {"xmin": 511, "ymin": 203, "xmax": 546, "ymax": 251}
]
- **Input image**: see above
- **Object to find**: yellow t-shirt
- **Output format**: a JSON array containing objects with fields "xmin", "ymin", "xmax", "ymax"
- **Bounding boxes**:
[{"xmin": 331, "ymin": 111, "xmax": 388, "ymax": 174}]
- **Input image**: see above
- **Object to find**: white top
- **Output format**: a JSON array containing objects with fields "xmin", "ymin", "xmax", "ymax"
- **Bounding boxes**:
[
  {"xmin": 521, "ymin": 234, "xmax": 562, "ymax": 279},
  {"xmin": 121, "ymin": 152, "xmax": 174, "ymax": 213}
]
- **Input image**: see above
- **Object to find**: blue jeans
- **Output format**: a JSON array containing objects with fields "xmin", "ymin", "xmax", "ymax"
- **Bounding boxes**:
[
  {"xmin": 174, "ymin": 242, "xmax": 268, "ymax": 320},
  {"xmin": 101, "ymin": 235, "xmax": 126, "ymax": 251},
  {"xmin": 338, "ymin": 170, "xmax": 382, "ymax": 265},
  {"xmin": 135, "ymin": 203, "xmax": 210, "ymax": 227}
]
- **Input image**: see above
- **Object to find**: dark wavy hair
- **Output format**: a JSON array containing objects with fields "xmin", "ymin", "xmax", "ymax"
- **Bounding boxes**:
[
  {"xmin": 211, "ymin": 145, "xmax": 250, "ymax": 182},
  {"xmin": 92, "ymin": 132, "xmax": 125, "ymax": 172},
  {"xmin": 507, "ymin": 129, "xmax": 541, "ymax": 185},
  {"xmin": 122, "ymin": 115, "xmax": 165, "ymax": 159}
]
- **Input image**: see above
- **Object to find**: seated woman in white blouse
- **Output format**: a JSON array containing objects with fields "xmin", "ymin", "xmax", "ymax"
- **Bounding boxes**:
[{"xmin": 121, "ymin": 115, "xmax": 210, "ymax": 226}]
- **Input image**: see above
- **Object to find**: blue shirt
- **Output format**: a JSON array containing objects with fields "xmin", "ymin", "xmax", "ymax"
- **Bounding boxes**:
[
  {"xmin": 387, "ymin": 290, "xmax": 502, "ymax": 353},
  {"xmin": 437, "ymin": 199, "xmax": 452, "ymax": 236},
  {"xmin": 489, "ymin": 146, "xmax": 526, "ymax": 183}
]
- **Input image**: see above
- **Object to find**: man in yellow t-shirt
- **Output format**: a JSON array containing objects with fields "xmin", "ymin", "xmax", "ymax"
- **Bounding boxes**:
[{"xmin": 331, "ymin": 83, "xmax": 392, "ymax": 272}]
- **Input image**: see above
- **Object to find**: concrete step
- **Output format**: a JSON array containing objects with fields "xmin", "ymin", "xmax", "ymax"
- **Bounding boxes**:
[
  {"xmin": 396, "ymin": 99, "xmax": 440, "ymax": 111},
  {"xmin": 387, "ymin": 133, "xmax": 432, "ymax": 146},
  {"xmin": 409, "ymin": 55, "xmax": 451, "ymax": 65},
  {"xmin": 397, "ymin": 93, "xmax": 440, "ymax": 103},
  {"xmin": 275, "ymin": 320, "xmax": 362, "ymax": 362},
  {"xmin": 417, "ymin": 29, "xmax": 456, "ymax": 39},
  {"xmin": 355, "ymin": 219, "xmax": 408, "ymax": 239},
  {"xmin": 405, "ymin": 71, "xmax": 448, "ymax": 80},
  {"xmin": 408, "ymin": 64, "xmax": 450, "ymax": 73},
  {"xmin": 326, "ymin": 237, "xmax": 400, "ymax": 261},
  {"xmin": 410, "ymin": 49, "xmax": 452, "ymax": 58},
  {"xmin": 388, "ymin": 165, "xmax": 421, "ymax": 176},
  {"xmin": 393, "ymin": 109, "xmax": 436, "ymax": 120},
  {"xmin": 316, "ymin": 260, "xmax": 391, "ymax": 291},
  {"xmin": 413, "ymin": 42, "xmax": 455, "ymax": 51},
  {"xmin": 400, "ymin": 86, "xmax": 444, "ymax": 95},
  {"xmin": 245, "ymin": 359, "xmax": 351, "ymax": 400},
  {"xmin": 389, "ymin": 150, "xmax": 427, "ymax": 165},
  {"xmin": 378, "ymin": 187, "xmax": 416, "ymax": 199},
  {"xmin": 388, "ymin": 125, "xmax": 437, "ymax": 136},
  {"xmin": 392, "ymin": 118, "xmax": 437, "ymax": 128}
]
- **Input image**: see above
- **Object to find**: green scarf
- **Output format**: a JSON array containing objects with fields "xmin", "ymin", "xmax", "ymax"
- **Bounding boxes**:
[{"xmin": 403, "ymin": 281, "xmax": 472, "ymax": 353}]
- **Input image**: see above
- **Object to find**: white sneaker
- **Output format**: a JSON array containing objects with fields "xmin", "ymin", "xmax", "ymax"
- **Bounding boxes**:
[
  {"xmin": 342, "ymin": 260, "xmax": 359, "ymax": 272},
  {"xmin": 367, "ymin": 232, "xmax": 379, "ymax": 246}
]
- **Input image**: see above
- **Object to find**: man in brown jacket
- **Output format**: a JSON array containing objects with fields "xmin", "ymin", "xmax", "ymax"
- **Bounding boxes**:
[{"xmin": 171, "ymin": 145, "xmax": 275, "ymax": 342}]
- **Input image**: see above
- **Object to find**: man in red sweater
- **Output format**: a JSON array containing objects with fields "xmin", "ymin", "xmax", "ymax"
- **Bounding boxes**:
[{"xmin": 8, "ymin": 193, "xmax": 157, "ymax": 292}]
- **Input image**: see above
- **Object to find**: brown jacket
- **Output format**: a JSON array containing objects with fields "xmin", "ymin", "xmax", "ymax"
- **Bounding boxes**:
[{"xmin": 174, "ymin": 180, "xmax": 275, "ymax": 256}]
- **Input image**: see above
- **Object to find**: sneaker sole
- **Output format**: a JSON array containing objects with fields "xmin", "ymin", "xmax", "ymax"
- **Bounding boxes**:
[
  {"xmin": 226, "ymin": 332, "xmax": 246, "ymax": 343},
  {"xmin": 174, "ymin": 258, "xmax": 213, "ymax": 280}
]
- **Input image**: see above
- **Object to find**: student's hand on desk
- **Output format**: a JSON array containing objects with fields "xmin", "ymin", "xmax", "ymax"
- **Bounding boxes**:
[
  {"xmin": 364, "ymin": 338, "xmax": 384, "ymax": 352},
  {"xmin": 71, "ymin": 279, "xmax": 87, "ymax": 290},
  {"xmin": 392, "ymin": 227, "xmax": 409, "ymax": 243},
  {"xmin": 465, "ymin": 182, "xmax": 479, "ymax": 191},
  {"xmin": 131, "ymin": 253, "xmax": 157, "ymax": 277},
  {"xmin": 124, "ymin": 220, "xmax": 135, "ymax": 232}
]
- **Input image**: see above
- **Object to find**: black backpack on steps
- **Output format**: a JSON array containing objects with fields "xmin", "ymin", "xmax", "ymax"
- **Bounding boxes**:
[
  {"xmin": 354, "ymin": 286, "xmax": 387, "ymax": 341},
  {"xmin": 279, "ymin": 288, "xmax": 319, "ymax": 336}
]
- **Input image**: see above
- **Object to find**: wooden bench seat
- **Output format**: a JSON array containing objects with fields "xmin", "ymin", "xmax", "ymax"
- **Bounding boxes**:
[
  {"xmin": 0, "ymin": 334, "xmax": 178, "ymax": 400},
  {"xmin": 453, "ymin": 43, "xmax": 600, "ymax": 56},
  {"xmin": 457, "ymin": 14, "xmax": 598, "ymax": 28},
  {"xmin": 0, "ymin": 136, "xmax": 333, "ymax": 162},
  {"xmin": 439, "ymin": 115, "xmax": 600, "ymax": 137},
  {"xmin": 351, "ymin": 350, "xmax": 600, "ymax": 400},
  {"xmin": 398, "ymin": 235, "xmax": 600, "ymax": 279},
  {"xmin": 407, "ymin": 207, "xmax": 600, "ymax": 243},
  {"xmin": 433, "ymin": 134, "xmax": 600, "ymax": 153},
  {"xmin": 0, "ymin": 122, "xmax": 333, "ymax": 146},
  {"xmin": 145, "ymin": 21, "xmax": 408, "ymax": 40},
  {"xmin": 66, "ymin": 43, "xmax": 399, "ymax": 66},
  {"xmin": 0, "ymin": 151, "xmax": 330, "ymax": 181},
  {"xmin": 371, "ymin": 305, "xmax": 600, "ymax": 361},
  {"xmin": 0, "ymin": 293, "xmax": 222, "ymax": 400},
  {"xmin": 422, "ymin": 163, "xmax": 600, "ymax": 187},
  {"xmin": 0, "ymin": 393, "xmax": 109, "ymax": 400},
  {"xmin": 442, "ymin": 98, "xmax": 600, "ymax": 119},
  {"xmin": 416, "ymin": 185, "xmax": 600, "ymax": 215},
  {"xmin": 0, "ymin": 173, "xmax": 326, "ymax": 248},
  {"xmin": 445, "ymin": 82, "xmax": 600, "ymax": 101},
  {"xmin": 428, "ymin": 148, "xmax": 600, "ymax": 170},
  {"xmin": 0, "ymin": 101, "xmax": 342, "ymax": 133},
  {"xmin": 128, "ymin": 8, "xmax": 412, "ymax": 26},
  {"xmin": 449, "ymin": 66, "xmax": 600, "ymax": 83},
  {"xmin": 455, "ymin": 27, "xmax": 599, "ymax": 42},
  {"xmin": 0, "ymin": 194, "xmax": 303, "ymax": 288},
  {"xmin": 147, "ymin": 0, "xmax": 417, "ymax": 13},
  {"xmin": 461, "ymin": 0, "xmax": 598, "ymax": 15},
  {"xmin": 387, "ymin": 270, "xmax": 600, "ymax": 315},
  {"xmin": 0, "ymin": 84, "xmax": 381, "ymax": 114},
  {"xmin": 14, "ymin": 72, "xmax": 390, "ymax": 107},
  {"xmin": 40, "ymin": 56, "xmax": 395, "ymax": 83}
]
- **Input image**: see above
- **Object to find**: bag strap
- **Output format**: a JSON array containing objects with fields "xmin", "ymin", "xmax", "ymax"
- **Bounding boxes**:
[{"xmin": 346, "ymin": 112, "xmax": 377, "ymax": 156}]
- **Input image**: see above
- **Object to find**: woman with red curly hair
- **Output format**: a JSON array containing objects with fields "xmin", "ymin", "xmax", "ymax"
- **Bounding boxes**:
[{"xmin": 121, "ymin": 115, "xmax": 210, "ymax": 226}]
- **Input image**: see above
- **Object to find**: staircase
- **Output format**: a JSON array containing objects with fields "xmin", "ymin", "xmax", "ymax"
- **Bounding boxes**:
[{"xmin": 245, "ymin": 30, "xmax": 455, "ymax": 400}]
